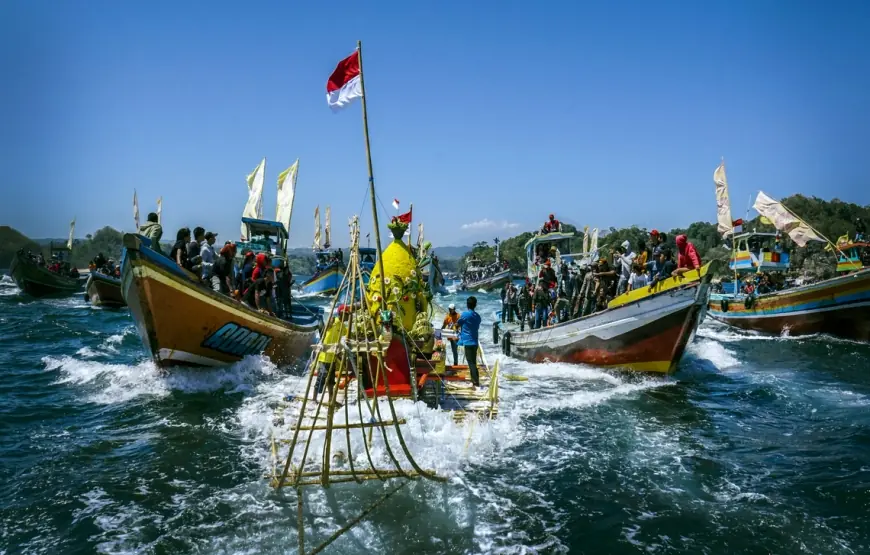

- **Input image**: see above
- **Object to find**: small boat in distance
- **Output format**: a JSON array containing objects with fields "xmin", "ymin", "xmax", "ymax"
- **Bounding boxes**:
[
  {"xmin": 301, "ymin": 205, "xmax": 345, "ymax": 295},
  {"xmin": 85, "ymin": 271, "xmax": 126, "ymax": 307},
  {"xmin": 9, "ymin": 219, "xmax": 82, "ymax": 297}
]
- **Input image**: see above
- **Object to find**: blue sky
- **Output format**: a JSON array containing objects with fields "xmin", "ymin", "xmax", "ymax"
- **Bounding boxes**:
[{"xmin": 1, "ymin": 1, "xmax": 868, "ymax": 247}]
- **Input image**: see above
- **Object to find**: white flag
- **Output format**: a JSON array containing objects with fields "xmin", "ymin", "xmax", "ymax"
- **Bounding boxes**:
[
  {"xmin": 324, "ymin": 206, "xmax": 332, "ymax": 249},
  {"xmin": 590, "ymin": 228, "xmax": 599, "ymax": 253},
  {"xmin": 276, "ymin": 159, "xmax": 298, "ymax": 236},
  {"xmin": 67, "ymin": 218, "xmax": 76, "ymax": 250},
  {"xmin": 156, "ymin": 197, "xmax": 163, "ymax": 224},
  {"xmin": 241, "ymin": 158, "xmax": 266, "ymax": 240},
  {"xmin": 582, "ymin": 225, "xmax": 589, "ymax": 254},
  {"xmin": 713, "ymin": 160, "xmax": 733, "ymax": 237},
  {"xmin": 313, "ymin": 206, "xmax": 322, "ymax": 249},
  {"xmin": 133, "ymin": 190, "xmax": 140, "ymax": 230},
  {"xmin": 753, "ymin": 191, "xmax": 825, "ymax": 247}
]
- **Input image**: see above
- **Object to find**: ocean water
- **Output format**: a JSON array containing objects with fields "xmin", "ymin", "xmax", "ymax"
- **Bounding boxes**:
[{"xmin": 2, "ymin": 273, "xmax": 869, "ymax": 554}]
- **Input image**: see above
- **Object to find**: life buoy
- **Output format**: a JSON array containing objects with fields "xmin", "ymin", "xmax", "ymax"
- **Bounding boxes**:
[
  {"xmin": 744, "ymin": 296, "xmax": 755, "ymax": 310},
  {"xmin": 502, "ymin": 331, "xmax": 512, "ymax": 357},
  {"xmin": 720, "ymin": 299, "xmax": 729, "ymax": 313}
]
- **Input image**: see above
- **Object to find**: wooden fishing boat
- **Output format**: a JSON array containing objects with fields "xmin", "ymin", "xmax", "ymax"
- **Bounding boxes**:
[
  {"xmin": 501, "ymin": 262, "xmax": 717, "ymax": 373},
  {"xmin": 707, "ymin": 233, "xmax": 870, "ymax": 341},
  {"xmin": 9, "ymin": 247, "xmax": 82, "ymax": 297},
  {"xmin": 301, "ymin": 259, "xmax": 344, "ymax": 295},
  {"xmin": 85, "ymin": 271, "xmax": 126, "ymax": 307},
  {"xmin": 121, "ymin": 231, "xmax": 321, "ymax": 368}
]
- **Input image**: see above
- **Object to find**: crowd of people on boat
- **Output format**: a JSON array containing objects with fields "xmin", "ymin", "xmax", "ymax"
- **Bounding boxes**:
[
  {"xmin": 89, "ymin": 253, "xmax": 120, "ymax": 278},
  {"xmin": 18, "ymin": 249, "xmax": 80, "ymax": 279},
  {"xmin": 503, "ymin": 229, "xmax": 703, "ymax": 330},
  {"xmin": 462, "ymin": 259, "xmax": 510, "ymax": 286},
  {"xmin": 136, "ymin": 215, "xmax": 295, "ymax": 319}
]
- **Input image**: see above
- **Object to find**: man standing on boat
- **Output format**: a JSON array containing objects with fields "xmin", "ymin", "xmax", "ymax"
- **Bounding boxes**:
[
  {"xmin": 532, "ymin": 282, "xmax": 551, "ymax": 328},
  {"xmin": 613, "ymin": 241, "xmax": 636, "ymax": 295},
  {"xmin": 138, "ymin": 213, "xmax": 164, "ymax": 256},
  {"xmin": 441, "ymin": 303, "xmax": 460, "ymax": 366},
  {"xmin": 457, "ymin": 296, "xmax": 482, "ymax": 388},
  {"xmin": 200, "ymin": 231, "xmax": 218, "ymax": 285},
  {"xmin": 244, "ymin": 269, "xmax": 276, "ymax": 315},
  {"xmin": 518, "ymin": 280, "xmax": 533, "ymax": 331}
]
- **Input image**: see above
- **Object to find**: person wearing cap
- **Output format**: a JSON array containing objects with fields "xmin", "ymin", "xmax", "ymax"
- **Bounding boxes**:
[
  {"xmin": 538, "ymin": 261, "xmax": 557, "ymax": 289},
  {"xmin": 315, "ymin": 304, "xmax": 350, "ymax": 403},
  {"xmin": 251, "ymin": 252, "xmax": 270, "ymax": 282},
  {"xmin": 651, "ymin": 230, "xmax": 667, "ymax": 257},
  {"xmin": 200, "ymin": 231, "xmax": 218, "ymax": 283},
  {"xmin": 441, "ymin": 303, "xmax": 460, "ymax": 365}
]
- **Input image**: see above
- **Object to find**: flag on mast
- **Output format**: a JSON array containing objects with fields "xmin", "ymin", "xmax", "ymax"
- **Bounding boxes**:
[
  {"xmin": 156, "ymin": 197, "xmax": 163, "ymax": 223},
  {"xmin": 241, "ymin": 158, "xmax": 266, "ymax": 240},
  {"xmin": 582, "ymin": 225, "xmax": 589, "ymax": 254},
  {"xmin": 133, "ymin": 190, "xmax": 140, "ymax": 230},
  {"xmin": 313, "ymin": 206, "xmax": 322, "ymax": 250},
  {"xmin": 713, "ymin": 160, "xmax": 734, "ymax": 237},
  {"xmin": 753, "ymin": 191, "xmax": 826, "ymax": 247},
  {"xmin": 324, "ymin": 206, "xmax": 332, "ymax": 249},
  {"xmin": 276, "ymin": 159, "xmax": 299, "ymax": 236},
  {"xmin": 326, "ymin": 50, "xmax": 362, "ymax": 111},
  {"xmin": 392, "ymin": 198, "xmax": 400, "ymax": 210},
  {"xmin": 67, "ymin": 218, "xmax": 76, "ymax": 250}
]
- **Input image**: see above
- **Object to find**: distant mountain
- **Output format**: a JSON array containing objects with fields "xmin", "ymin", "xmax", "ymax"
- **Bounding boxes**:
[
  {"xmin": 430, "ymin": 245, "xmax": 471, "ymax": 260},
  {"xmin": 0, "ymin": 226, "xmax": 40, "ymax": 268}
]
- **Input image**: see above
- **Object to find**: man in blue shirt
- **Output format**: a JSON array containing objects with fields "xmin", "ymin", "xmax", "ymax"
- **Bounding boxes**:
[{"xmin": 456, "ymin": 296, "xmax": 482, "ymax": 387}]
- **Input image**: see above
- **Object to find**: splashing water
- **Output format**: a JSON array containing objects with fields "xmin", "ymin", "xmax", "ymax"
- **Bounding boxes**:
[{"xmin": 1, "ymin": 285, "xmax": 869, "ymax": 554}]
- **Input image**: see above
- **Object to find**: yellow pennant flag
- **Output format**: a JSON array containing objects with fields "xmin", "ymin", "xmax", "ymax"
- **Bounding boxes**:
[{"xmin": 759, "ymin": 216, "xmax": 772, "ymax": 225}]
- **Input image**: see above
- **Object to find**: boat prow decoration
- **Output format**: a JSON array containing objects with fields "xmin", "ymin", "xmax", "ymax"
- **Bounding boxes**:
[{"xmin": 121, "ymin": 233, "xmax": 322, "ymax": 368}]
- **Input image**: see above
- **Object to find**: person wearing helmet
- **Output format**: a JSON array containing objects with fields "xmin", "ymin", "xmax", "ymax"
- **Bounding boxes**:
[{"xmin": 441, "ymin": 303, "xmax": 460, "ymax": 365}]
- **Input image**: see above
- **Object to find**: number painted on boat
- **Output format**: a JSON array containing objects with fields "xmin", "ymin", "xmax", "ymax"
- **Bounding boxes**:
[{"xmin": 202, "ymin": 323, "xmax": 273, "ymax": 356}]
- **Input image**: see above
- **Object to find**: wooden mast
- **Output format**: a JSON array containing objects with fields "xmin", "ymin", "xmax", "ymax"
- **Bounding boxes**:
[{"xmin": 357, "ymin": 40, "xmax": 387, "ymax": 300}]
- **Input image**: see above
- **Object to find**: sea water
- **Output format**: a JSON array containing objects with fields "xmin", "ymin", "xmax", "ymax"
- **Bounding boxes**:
[{"xmin": 1, "ymin": 275, "xmax": 869, "ymax": 554}]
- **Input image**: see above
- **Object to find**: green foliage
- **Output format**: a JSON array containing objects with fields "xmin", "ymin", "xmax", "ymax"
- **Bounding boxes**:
[
  {"xmin": 287, "ymin": 254, "xmax": 316, "ymax": 275},
  {"xmin": 0, "ymin": 226, "xmax": 40, "ymax": 268},
  {"xmin": 69, "ymin": 226, "xmax": 125, "ymax": 267}
]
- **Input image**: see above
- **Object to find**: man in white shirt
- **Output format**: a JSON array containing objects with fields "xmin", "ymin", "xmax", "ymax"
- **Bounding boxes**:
[
  {"xmin": 613, "ymin": 240, "xmax": 636, "ymax": 295},
  {"xmin": 200, "ymin": 231, "xmax": 218, "ymax": 285},
  {"xmin": 628, "ymin": 263, "xmax": 649, "ymax": 291}
]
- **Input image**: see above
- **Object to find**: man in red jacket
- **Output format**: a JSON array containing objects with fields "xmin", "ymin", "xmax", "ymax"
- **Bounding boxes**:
[{"xmin": 673, "ymin": 234, "xmax": 702, "ymax": 277}]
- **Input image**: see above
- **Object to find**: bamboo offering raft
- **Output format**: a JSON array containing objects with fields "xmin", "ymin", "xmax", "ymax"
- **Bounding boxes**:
[{"xmin": 269, "ymin": 216, "xmax": 499, "ymax": 553}]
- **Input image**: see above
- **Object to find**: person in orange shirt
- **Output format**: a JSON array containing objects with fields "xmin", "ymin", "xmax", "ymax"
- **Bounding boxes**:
[{"xmin": 441, "ymin": 303, "xmax": 460, "ymax": 366}]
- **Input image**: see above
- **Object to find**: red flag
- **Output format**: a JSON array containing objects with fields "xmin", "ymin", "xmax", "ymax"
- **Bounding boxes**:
[
  {"xmin": 326, "ymin": 51, "xmax": 362, "ymax": 111},
  {"xmin": 395, "ymin": 209, "xmax": 412, "ymax": 224},
  {"xmin": 732, "ymin": 218, "xmax": 744, "ymax": 227}
]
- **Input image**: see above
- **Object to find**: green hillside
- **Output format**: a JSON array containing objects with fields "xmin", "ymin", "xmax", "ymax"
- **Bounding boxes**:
[{"xmin": 0, "ymin": 226, "xmax": 41, "ymax": 268}]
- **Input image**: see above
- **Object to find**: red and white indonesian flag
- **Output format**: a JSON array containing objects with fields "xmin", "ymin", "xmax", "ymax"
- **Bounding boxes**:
[
  {"xmin": 326, "ymin": 51, "xmax": 362, "ymax": 111},
  {"xmin": 392, "ymin": 198, "xmax": 400, "ymax": 210}
]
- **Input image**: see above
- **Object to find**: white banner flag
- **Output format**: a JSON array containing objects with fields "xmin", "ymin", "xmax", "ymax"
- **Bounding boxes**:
[
  {"xmin": 713, "ymin": 161, "xmax": 733, "ymax": 237},
  {"xmin": 241, "ymin": 158, "xmax": 266, "ymax": 240},
  {"xmin": 753, "ymin": 191, "xmax": 825, "ymax": 247},
  {"xmin": 133, "ymin": 190, "xmax": 140, "ymax": 230},
  {"xmin": 276, "ymin": 159, "xmax": 298, "ymax": 236}
]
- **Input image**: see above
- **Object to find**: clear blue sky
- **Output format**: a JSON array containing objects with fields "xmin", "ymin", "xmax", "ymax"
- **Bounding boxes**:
[{"xmin": 1, "ymin": 1, "xmax": 868, "ymax": 247}]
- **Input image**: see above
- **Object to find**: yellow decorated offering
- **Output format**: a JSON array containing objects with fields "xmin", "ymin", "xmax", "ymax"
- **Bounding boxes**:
[{"xmin": 367, "ymin": 220, "xmax": 429, "ymax": 331}]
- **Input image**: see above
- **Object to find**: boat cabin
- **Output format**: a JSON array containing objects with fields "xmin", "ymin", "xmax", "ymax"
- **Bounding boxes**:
[
  {"xmin": 729, "ymin": 232, "xmax": 790, "ymax": 273},
  {"xmin": 359, "ymin": 247, "xmax": 376, "ymax": 270},
  {"xmin": 236, "ymin": 218, "xmax": 288, "ymax": 269},
  {"xmin": 836, "ymin": 242, "xmax": 869, "ymax": 273},
  {"xmin": 524, "ymin": 231, "xmax": 575, "ymax": 283}
]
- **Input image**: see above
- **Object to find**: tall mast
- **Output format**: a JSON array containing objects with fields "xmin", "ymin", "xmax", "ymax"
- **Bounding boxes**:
[{"xmin": 357, "ymin": 40, "xmax": 387, "ymax": 300}]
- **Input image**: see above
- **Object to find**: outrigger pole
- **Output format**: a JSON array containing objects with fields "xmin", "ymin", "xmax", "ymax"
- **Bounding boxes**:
[{"xmin": 357, "ymin": 40, "xmax": 387, "ymax": 302}]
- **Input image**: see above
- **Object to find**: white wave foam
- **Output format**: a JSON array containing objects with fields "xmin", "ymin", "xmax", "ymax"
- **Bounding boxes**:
[
  {"xmin": 687, "ymin": 338, "xmax": 741, "ymax": 370},
  {"xmin": 43, "ymin": 354, "xmax": 279, "ymax": 404}
]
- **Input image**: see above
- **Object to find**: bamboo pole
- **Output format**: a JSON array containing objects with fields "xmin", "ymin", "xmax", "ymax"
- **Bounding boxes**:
[{"xmin": 357, "ymin": 40, "xmax": 387, "ymax": 303}]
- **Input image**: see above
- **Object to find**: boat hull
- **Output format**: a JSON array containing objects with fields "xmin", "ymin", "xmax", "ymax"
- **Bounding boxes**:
[
  {"xmin": 9, "ymin": 251, "xmax": 82, "ymax": 297},
  {"xmin": 121, "ymin": 235, "xmax": 321, "ymax": 368},
  {"xmin": 85, "ymin": 272, "xmax": 126, "ymax": 307},
  {"xmin": 708, "ymin": 268, "xmax": 870, "ymax": 342},
  {"xmin": 302, "ymin": 266, "xmax": 343, "ymax": 296},
  {"xmin": 461, "ymin": 269, "xmax": 513, "ymax": 292},
  {"xmin": 506, "ymin": 281, "xmax": 712, "ymax": 373}
]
